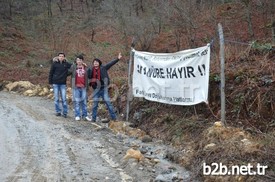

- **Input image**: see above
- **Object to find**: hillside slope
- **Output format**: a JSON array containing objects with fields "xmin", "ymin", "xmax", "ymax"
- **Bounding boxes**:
[{"xmin": 0, "ymin": 1, "xmax": 274, "ymax": 181}]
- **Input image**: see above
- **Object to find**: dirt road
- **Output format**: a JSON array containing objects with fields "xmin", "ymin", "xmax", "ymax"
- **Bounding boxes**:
[{"xmin": 0, "ymin": 91, "xmax": 190, "ymax": 182}]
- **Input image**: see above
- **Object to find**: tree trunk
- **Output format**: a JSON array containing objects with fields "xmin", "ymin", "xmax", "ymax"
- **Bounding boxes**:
[
  {"xmin": 246, "ymin": 2, "xmax": 254, "ymax": 39},
  {"xmin": 9, "ymin": 0, "xmax": 14, "ymax": 18},
  {"xmin": 140, "ymin": 0, "xmax": 144, "ymax": 12},
  {"xmin": 47, "ymin": 0, "xmax": 53, "ymax": 17},
  {"xmin": 175, "ymin": 30, "xmax": 181, "ymax": 51},
  {"xmin": 91, "ymin": 28, "xmax": 95, "ymax": 42},
  {"xmin": 241, "ymin": 0, "xmax": 254, "ymax": 39},
  {"xmin": 272, "ymin": 0, "xmax": 275, "ymax": 45},
  {"xmin": 57, "ymin": 0, "xmax": 64, "ymax": 15},
  {"xmin": 135, "ymin": 0, "xmax": 144, "ymax": 16},
  {"xmin": 85, "ymin": 0, "xmax": 90, "ymax": 13},
  {"xmin": 70, "ymin": 0, "xmax": 74, "ymax": 11},
  {"xmin": 272, "ymin": 21, "xmax": 275, "ymax": 46},
  {"xmin": 80, "ymin": 0, "xmax": 85, "ymax": 14}
]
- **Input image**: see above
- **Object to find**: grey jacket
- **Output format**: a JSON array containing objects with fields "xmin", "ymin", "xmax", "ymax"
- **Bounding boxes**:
[{"xmin": 70, "ymin": 64, "xmax": 89, "ymax": 90}]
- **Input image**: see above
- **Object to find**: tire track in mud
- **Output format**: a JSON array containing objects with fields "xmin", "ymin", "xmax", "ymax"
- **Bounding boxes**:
[
  {"xmin": 16, "ymin": 103, "xmax": 46, "ymax": 121},
  {"xmin": 2, "ymin": 102, "xmax": 50, "ymax": 181}
]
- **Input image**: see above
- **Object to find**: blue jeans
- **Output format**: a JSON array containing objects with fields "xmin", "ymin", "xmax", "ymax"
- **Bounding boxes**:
[
  {"xmin": 53, "ymin": 84, "xmax": 68, "ymax": 115},
  {"xmin": 73, "ymin": 87, "xmax": 88, "ymax": 118},
  {"xmin": 92, "ymin": 88, "xmax": 116, "ymax": 121}
]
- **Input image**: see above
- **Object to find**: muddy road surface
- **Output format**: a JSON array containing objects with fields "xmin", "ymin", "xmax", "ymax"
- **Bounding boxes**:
[{"xmin": 0, "ymin": 91, "xmax": 190, "ymax": 182}]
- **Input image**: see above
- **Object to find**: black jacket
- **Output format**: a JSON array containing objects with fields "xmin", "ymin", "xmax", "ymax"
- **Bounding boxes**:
[
  {"xmin": 88, "ymin": 58, "xmax": 119, "ymax": 89},
  {"xmin": 49, "ymin": 58, "xmax": 72, "ymax": 85}
]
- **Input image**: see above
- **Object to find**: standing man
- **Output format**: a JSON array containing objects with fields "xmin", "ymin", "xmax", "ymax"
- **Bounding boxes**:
[
  {"xmin": 70, "ymin": 55, "xmax": 91, "ymax": 121},
  {"xmin": 88, "ymin": 53, "xmax": 122, "ymax": 122},
  {"xmin": 49, "ymin": 52, "xmax": 72, "ymax": 118}
]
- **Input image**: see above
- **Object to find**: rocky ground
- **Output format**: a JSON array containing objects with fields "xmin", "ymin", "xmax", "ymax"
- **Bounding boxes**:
[{"xmin": 0, "ymin": 90, "xmax": 191, "ymax": 182}]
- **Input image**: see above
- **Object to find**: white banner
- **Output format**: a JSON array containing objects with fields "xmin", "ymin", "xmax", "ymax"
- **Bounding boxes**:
[{"xmin": 132, "ymin": 44, "xmax": 210, "ymax": 105}]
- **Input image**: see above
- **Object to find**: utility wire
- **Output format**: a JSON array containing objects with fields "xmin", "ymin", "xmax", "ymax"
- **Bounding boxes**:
[
  {"xmin": 224, "ymin": 39, "xmax": 275, "ymax": 50},
  {"xmin": 224, "ymin": 39, "xmax": 252, "ymax": 46}
]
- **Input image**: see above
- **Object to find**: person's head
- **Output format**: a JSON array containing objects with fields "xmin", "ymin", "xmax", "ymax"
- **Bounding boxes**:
[
  {"xmin": 93, "ymin": 58, "xmax": 102, "ymax": 68},
  {"xmin": 76, "ymin": 55, "xmax": 84, "ymax": 66},
  {"xmin": 58, "ymin": 52, "xmax": 65, "ymax": 61}
]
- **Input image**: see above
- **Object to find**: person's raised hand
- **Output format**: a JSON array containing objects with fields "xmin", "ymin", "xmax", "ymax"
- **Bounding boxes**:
[{"xmin": 118, "ymin": 52, "xmax": 122, "ymax": 60}]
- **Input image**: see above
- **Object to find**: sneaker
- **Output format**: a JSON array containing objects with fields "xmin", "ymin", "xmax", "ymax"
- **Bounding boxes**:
[
  {"xmin": 63, "ymin": 114, "xmax": 67, "ymax": 118},
  {"xmin": 75, "ymin": 116, "xmax": 81, "ymax": 121},
  {"xmin": 56, "ymin": 113, "xmax": 61, "ymax": 116},
  {"xmin": 84, "ymin": 116, "xmax": 92, "ymax": 122},
  {"xmin": 101, "ymin": 118, "xmax": 110, "ymax": 123}
]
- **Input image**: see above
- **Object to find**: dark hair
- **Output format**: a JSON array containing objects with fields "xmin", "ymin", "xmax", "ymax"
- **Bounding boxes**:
[
  {"xmin": 58, "ymin": 52, "xmax": 65, "ymax": 57},
  {"xmin": 93, "ymin": 58, "xmax": 102, "ymax": 65},
  {"xmin": 77, "ymin": 55, "xmax": 84, "ymax": 60}
]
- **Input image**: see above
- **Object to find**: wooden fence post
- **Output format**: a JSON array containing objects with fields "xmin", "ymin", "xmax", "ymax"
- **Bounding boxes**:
[
  {"xmin": 126, "ymin": 47, "xmax": 134, "ymax": 122},
  {"xmin": 218, "ymin": 23, "xmax": 226, "ymax": 126}
]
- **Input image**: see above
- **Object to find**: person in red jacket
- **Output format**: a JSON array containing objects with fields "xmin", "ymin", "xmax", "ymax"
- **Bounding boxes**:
[
  {"xmin": 70, "ymin": 55, "xmax": 91, "ymax": 121},
  {"xmin": 88, "ymin": 53, "xmax": 122, "ymax": 122}
]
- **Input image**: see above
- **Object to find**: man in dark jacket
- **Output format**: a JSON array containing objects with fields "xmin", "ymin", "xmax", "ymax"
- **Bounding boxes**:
[
  {"xmin": 88, "ymin": 53, "xmax": 122, "ymax": 122},
  {"xmin": 48, "ymin": 52, "xmax": 72, "ymax": 118}
]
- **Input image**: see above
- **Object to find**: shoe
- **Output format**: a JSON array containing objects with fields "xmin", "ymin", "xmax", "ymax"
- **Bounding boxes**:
[
  {"xmin": 101, "ymin": 118, "xmax": 110, "ymax": 123},
  {"xmin": 75, "ymin": 116, "xmax": 81, "ymax": 121},
  {"xmin": 63, "ymin": 114, "xmax": 67, "ymax": 118},
  {"xmin": 84, "ymin": 116, "xmax": 92, "ymax": 122},
  {"xmin": 56, "ymin": 113, "xmax": 61, "ymax": 116}
]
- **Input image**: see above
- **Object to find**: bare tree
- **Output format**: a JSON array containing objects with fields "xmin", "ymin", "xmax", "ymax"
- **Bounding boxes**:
[
  {"xmin": 57, "ymin": 0, "xmax": 64, "ymax": 15},
  {"xmin": 134, "ymin": 0, "xmax": 144, "ymax": 16},
  {"xmin": 170, "ymin": 0, "xmax": 200, "ymax": 48},
  {"xmin": 8, "ymin": 0, "xmax": 14, "ymax": 18},
  {"xmin": 175, "ymin": 29, "xmax": 182, "ymax": 51},
  {"xmin": 47, "ymin": 0, "xmax": 52, "ymax": 17},
  {"xmin": 79, "ymin": 0, "xmax": 102, "ymax": 42},
  {"xmin": 241, "ymin": 0, "xmax": 254, "ymax": 39},
  {"xmin": 0, "ymin": 0, "xmax": 15, "ymax": 19},
  {"xmin": 85, "ymin": 0, "xmax": 90, "ymax": 13},
  {"xmin": 101, "ymin": 0, "xmax": 169, "ymax": 51},
  {"xmin": 79, "ymin": 0, "xmax": 85, "ymax": 14},
  {"xmin": 70, "ymin": 0, "xmax": 74, "ymax": 11},
  {"xmin": 272, "ymin": 0, "xmax": 275, "ymax": 45}
]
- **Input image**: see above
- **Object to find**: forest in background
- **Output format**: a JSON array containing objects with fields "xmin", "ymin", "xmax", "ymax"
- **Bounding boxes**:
[
  {"xmin": 1, "ymin": 0, "xmax": 274, "ymax": 57},
  {"xmin": 0, "ymin": 0, "xmax": 274, "ymax": 181}
]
